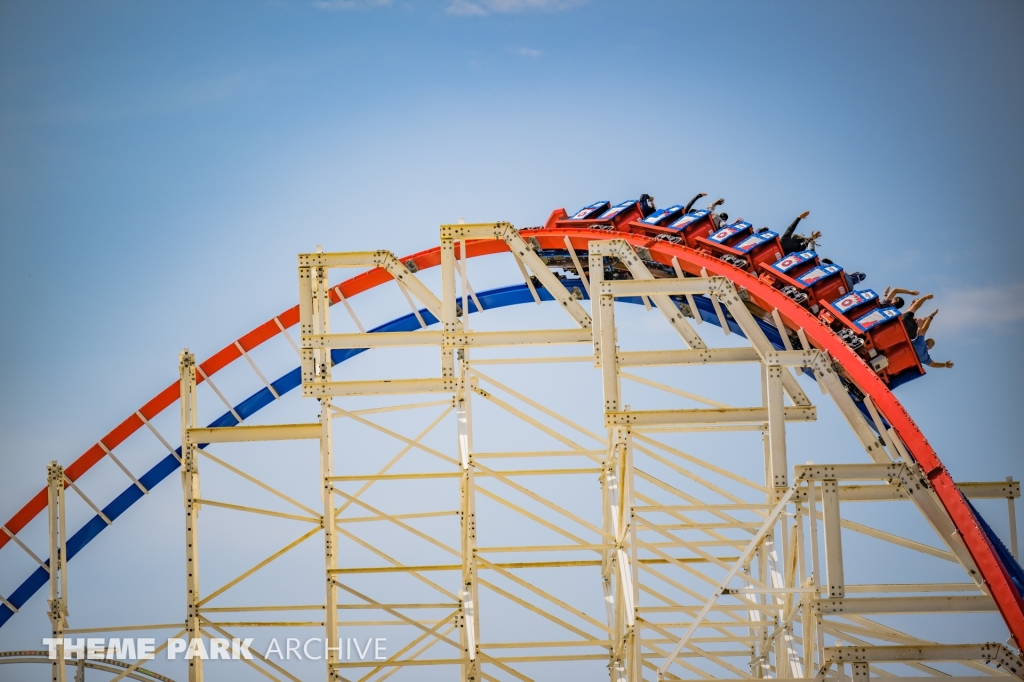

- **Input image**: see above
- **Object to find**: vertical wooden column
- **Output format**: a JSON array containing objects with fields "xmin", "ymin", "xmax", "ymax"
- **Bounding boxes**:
[
  {"xmin": 312, "ymin": 265, "xmax": 341, "ymax": 681},
  {"xmin": 589, "ymin": 251, "xmax": 604, "ymax": 363},
  {"xmin": 179, "ymin": 350, "xmax": 203, "ymax": 682},
  {"xmin": 598, "ymin": 281, "xmax": 625, "ymax": 681},
  {"xmin": 798, "ymin": 505, "xmax": 814, "ymax": 675},
  {"xmin": 743, "ymin": 558, "xmax": 762, "ymax": 678},
  {"xmin": 756, "ymin": 431, "xmax": 771, "ymax": 672},
  {"xmin": 457, "ymin": 350, "xmax": 479, "ymax": 681},
  {"xmin": 625, "ymin": 430, "xmax": 641, "ymax": 682},
  {"xmin": 321, "ymin": 395, "xmax": 339, "ymax": 680},
  {"xmin": 596, "ymin": 271, "xmax": 620, "ymax": 674},
  {"xmin": 47, "ymin": 460, "xmax": 67, "ymax": 682},
  {"xmin": 763, "ymin": 353, "xmax": 798, "ymax": 677},
  {"xmin": 807, "ymin": 480, "xmax": 825, "ymax": 664},
  {"xmin": 606, "ymin": 433, "xmax": 624, "ymax": 682},
  {"xmin": 1008, "ymin": 477, "xmax": 1019, "ymax": 560},
  {"xmin": 766, "ymin": 364, "xmax": 788, "ymax": 491},
  {"xmin": 298, "ymin": 265, "xmax": 315, "ymax": 389},
  {"xmin": 440, "ymin": 234, "xmax": 457, "ymax": 385},
  {"xmin": 821, "ymin": 479, "xmax": 845, "ymax": 599},
  {"xmin": 601, "ymin": 437, "xmax": 617, "ymax": 672},
  {"xmin": 597, "ymin": 279, "xmax": 637, "ymax": 681}
]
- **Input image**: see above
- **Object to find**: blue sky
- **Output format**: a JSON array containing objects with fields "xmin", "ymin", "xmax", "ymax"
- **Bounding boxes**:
[
  {"xmin": 1, "ymin": 0, "xmax": 1023, "ymax": 676},
  {"xmin": 4, "ymin": 0, "xmax": 1021, "ymax": 484}
]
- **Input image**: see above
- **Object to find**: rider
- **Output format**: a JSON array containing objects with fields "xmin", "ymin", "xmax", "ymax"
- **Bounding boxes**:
[
  {"xmin": 780, "ymin": 211, "xmax": 821, "ymax": 254},
  {"xmin": 913, "ymin": 336, "xmax": 953, "ymax": 369},
  {"xmin": 901, "ymin": 294, "xmax": 934, "ymax": 339},
  {"xmin": 881, "ymin": 286, "xmax": 919, "ymax": 310},
  {"xmin": 821, "ymin": 256, "xmax": 866, "ymax": 290},
  {"xmin": 706, "ymin": 198, "xmax": 727, "ymax": 228}
]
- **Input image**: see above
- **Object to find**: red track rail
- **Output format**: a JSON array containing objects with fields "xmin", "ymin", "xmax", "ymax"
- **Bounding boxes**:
[{"xmin": 2, "ymin": 224, "xmax": 1021, "ymax": 647}]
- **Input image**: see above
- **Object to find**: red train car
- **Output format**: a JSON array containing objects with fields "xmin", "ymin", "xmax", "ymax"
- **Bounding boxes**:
[
  {"xmin": 552, "ymin": 196, "xmax": 657, "ymax": 231},
  {"xmin": 820, "ymin": 289, "xmax": 880, "ymax": 330},
  {"xmin": 638, "ymin": 204, "xmax": 686, "ymax": 227},
  {"xmin": 758, "ymin": 250, "xmax": 820, "ymax": 305},
  {"xmin": 693, "ymin": 220, "xmax": 785, "ymax": 273},
  {"xmin": 848, "ymin": 306, "xmax": 924, "ymax": 382},
  {"xmin": 549, "ymin": 196, "xmax": 925, "ymax": 384},
  {"xmin": 818, "ymin": 289, "xmax": 924, "ymax": 382},
  {"xmin": 661, "ymin": 209, "xmax": 719, "ymax": 248}
]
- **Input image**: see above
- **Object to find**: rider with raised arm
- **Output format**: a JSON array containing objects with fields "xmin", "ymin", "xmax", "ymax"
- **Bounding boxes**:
[
  {"xmin": 780, "ymin": 211, "xmax": 821, "ymax": 254},
  {"xmin": 917, "ymin": 308, "xmax": 939, "ymax": 337},
  {"xmin": 900, "ymin": 293, "xmax": 934, "ymax": 339},
  {"xmin": 707, "ymin": 197, "xmax": 727, "ymax": 228},
  {"xmin": 881, "ymin": 286, "xmax": 919, "ymax": 310}
]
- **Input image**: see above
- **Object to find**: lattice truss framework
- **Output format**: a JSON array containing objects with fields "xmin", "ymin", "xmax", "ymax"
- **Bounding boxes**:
[{"xmin": 34, "ymin": 222, "xmax": 1024, "ymax": 682}]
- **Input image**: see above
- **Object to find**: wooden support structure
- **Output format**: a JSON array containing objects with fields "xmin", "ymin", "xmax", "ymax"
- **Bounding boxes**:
[{"xmin": 71, "ymin": 225, "xmax": 1015, "ymax": 681}]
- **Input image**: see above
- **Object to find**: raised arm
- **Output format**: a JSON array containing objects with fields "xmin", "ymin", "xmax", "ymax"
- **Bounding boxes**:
[
  {"xmin": 683, "ymin": 192, "xmax": 707, "ymax": 213},
  {"xmin": 906, "ymin": 294, "xmax": 934, "ymax": 315},
  {"xmin": 917, "ymin": 309, "xmax": 938, "ymax": 336},
  {"xmin": 782, "ymin": 211, "xmax": 810, "ymax": 240}
]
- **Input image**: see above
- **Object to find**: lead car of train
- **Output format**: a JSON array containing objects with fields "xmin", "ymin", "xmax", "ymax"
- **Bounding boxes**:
[{"xmin": 527, "ymin": 195, "xmax": 924, "ymax": 390}]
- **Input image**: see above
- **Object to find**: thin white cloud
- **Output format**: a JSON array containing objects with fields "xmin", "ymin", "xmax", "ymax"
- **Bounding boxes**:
[
  {"xmin": 926, "ymin": 283, "xmax": 1024, "ymax": 337},
  {"xmin": 447, "ymin": 0, "xmax": 487, "ymax": 15},
  {"xmin": 447, "ymin": 0, "xmax": 586, "ymax": 16},
  {"xmin": 518, "ymin": 47, "xmax": 543, "ymax": 57},
  {"xmin": 313, "ymin": 0, "xmax": 391, "ymax": 10},
  {"xmin": 485, "ymin": 0, "xmax": 586, "ymax": 9}
]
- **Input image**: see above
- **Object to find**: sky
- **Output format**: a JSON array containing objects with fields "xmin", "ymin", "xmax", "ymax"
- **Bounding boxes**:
[{"xmin": 1, "ymin": 0, "xmax": 1023, "ymax": 679}]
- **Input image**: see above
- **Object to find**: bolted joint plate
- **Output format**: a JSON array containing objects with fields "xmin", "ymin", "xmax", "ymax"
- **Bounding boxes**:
[
  {"xmin": 795, "ymin": 462, "xmax": 905, "ymax": 482},
  {"xmin": 440, "ymin": 222, "xmax": 512, "ymax": 242}
]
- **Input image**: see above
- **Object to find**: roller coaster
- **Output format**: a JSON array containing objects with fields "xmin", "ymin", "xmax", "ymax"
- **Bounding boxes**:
[{"xmin": 1, "ymin": 194, "xmax": 1023, "ymax": 681}]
